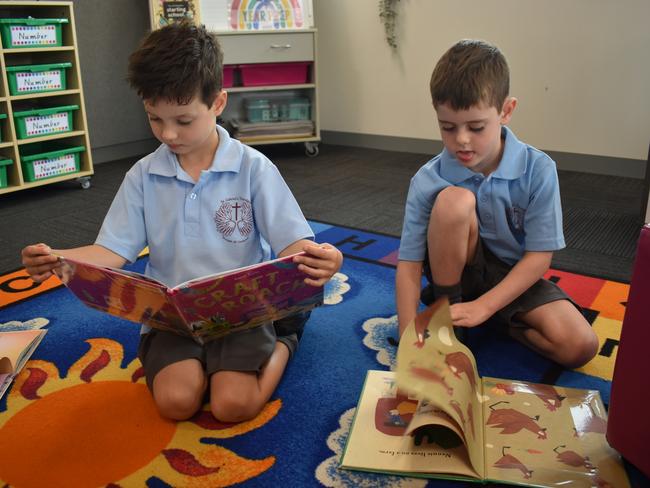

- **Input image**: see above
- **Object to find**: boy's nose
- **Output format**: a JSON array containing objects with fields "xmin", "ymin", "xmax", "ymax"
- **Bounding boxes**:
[
  {"xmin": 162, "ymin": 127, "xmax": 177, "ymax": 142},
  {"xmin": 456, "ymin": 129, "xmax": 470, "ymax": 146}
]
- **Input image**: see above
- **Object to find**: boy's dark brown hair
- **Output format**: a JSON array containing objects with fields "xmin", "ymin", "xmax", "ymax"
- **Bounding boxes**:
[
  {"xmin": 430, "ymin": 39, "xmax": 509, "ymax": 111},
  {"xmin": 127, "ymin": 22, "xmax": 223, "ymax": 106}
]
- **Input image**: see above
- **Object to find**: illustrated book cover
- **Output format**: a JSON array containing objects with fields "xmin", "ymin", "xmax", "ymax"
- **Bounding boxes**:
[
  {"xmin": 0, "ymin": 329, "xmax": 47, "ymax": 400},
  {"xmin": 53, "ymin": 252, "xmax": 323, "ymax": 344},
  {"xmin": 340, "ymin": 299, "xmax": 630, "ymax": 487}
]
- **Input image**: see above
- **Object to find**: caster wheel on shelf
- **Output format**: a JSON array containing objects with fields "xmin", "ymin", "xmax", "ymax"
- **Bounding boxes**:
[
  {"xmin": 304, "ymin": 142, "xmax": 319, "ymax": 158},
  {"xmin": 78, "ymin": 177, "xmax": 91, "ymax": 190}
]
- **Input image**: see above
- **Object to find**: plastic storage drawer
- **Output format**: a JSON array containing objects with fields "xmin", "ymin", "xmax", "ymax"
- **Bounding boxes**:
[
  {"xmin": 13, "ymin": 105, "xmax": 78, "ymax": 139},
  {"xmin": 239, "ymin": 62, "xmax": 310, "ymax": 86},
  {"xmin": 0, "ymin": 18, "xmax": 68, "ymax": 49},
  {"xmin": 20, "ymin": 145, "xmax": 84, "ymax": 182},
  {"xmin": 0, "ymin": 158, "xmax": 11, "ymax": 188},
  {"xmin": 6, "ymin": 62, "xmax": 72, "ymax": 95},
  {"xmin": 0, "ymin": 113, "xmax": 6, "ymax": 142}
]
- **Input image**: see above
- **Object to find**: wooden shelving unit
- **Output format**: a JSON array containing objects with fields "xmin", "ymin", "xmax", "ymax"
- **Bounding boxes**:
[
  {"xmin": 0, "ymin": 1, "xmax": 93, "ymax": 196},
  {"xmin": 217, "ymin": 29, "xmax": 320, "ymax": 157}
]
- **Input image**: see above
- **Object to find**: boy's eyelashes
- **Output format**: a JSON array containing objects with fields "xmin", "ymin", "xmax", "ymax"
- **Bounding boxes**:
[
  {"xmin": 440, "ymin": 126, "xmax": 485, "ymax": 133},
  {"xmin": 147, "ymin": 116, "xmax": 193, "ymax": 126}
]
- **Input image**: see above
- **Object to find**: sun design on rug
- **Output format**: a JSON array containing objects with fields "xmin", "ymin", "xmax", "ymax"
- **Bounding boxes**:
[{"xmin": 0, "ymin": 338, "xmax": 279, "ymax": 487}]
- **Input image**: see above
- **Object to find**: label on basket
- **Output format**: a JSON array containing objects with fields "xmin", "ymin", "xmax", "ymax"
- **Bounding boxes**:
[
  {"xmin": 25, "ymin": 113, "xmax": 70, "ymax": 136},
  {"xmin": 15, "ymin": 70, "xmax": 63, "ymax": 93},
  {"xmin": 10, "ymin": 25, "xmax": 57, "ymax": 46},
  {"xmin": 32, "ymin": 154, "xmax": 76, "ymax": 180}
]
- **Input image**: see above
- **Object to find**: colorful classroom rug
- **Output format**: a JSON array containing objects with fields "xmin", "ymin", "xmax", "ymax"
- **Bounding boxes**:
[{"xmin": 0, "ymin": 221, "xmax": 634, "ymax": 487}]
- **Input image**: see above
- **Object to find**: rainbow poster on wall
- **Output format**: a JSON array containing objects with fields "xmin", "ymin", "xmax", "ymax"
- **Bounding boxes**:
[{"xmin": 228, "ymin": 0, "xmax": 313, "ymax": 30}]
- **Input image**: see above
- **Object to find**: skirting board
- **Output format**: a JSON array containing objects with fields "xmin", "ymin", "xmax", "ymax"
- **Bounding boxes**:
[{"xmin": 321, "ymin": 130, "xmax": 647, "ymax": 180}]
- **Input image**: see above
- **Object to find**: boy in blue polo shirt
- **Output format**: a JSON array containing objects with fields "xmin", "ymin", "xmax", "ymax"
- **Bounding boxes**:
[
  {"xmin": 396, "ymin": 39, "xmax": 598, "ymax": 368},
  {"xmin": 21, "ymin": 22, "xmax": 342, "ymax": 423}
]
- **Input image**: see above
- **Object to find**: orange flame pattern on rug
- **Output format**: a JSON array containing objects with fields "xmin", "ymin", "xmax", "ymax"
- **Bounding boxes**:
[{"xmin": 0, "ymin": 338, "xmax": 279, "ymax": 487}]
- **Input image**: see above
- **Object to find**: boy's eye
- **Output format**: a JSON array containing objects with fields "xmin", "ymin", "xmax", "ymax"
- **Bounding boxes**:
[
  {"xmin": 178, "ymin": 120, "xmax": 192, "ymax": 126},
  {"xmin": 469, "ymin": 126, "xmax": 485, "ymax": 132},
  {"xmin": 441, "ymin": 126, "xmax": 455, "ymax": 132},
  {"xmin": 148, "ymin": 116, "xmax": 160, "ymax": 122}
]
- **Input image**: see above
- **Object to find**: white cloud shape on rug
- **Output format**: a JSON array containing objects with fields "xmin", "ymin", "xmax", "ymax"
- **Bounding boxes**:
[
  {"xmin": 324, "ymin": 272, "xmax": 351, "ymax": 305},
  {"xmin": 0, "ymin": 317, "xmax": 49, "ymax": 331},
  {"xmin": 361, "ymin": 314, "xmax": 399, "ymax": 369},
  {"xmin": 315, "ymin": 408, "xmax": 427, "ymax": 488}
]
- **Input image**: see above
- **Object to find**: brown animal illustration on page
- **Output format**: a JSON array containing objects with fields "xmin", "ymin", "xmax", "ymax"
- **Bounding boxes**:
[
  {"xmin": 466, "ymin": 402, "xmax": 476, "ymax": 439},
  {"xmin": 487, "ymin": 401, "xmax": 547, "ymax": 439},
  {"xmin": 526, "ymin": 383, "xmax": 566, "ymax": 412},
  {"xmin": 449, "ymin": 399, "xmax": 467, "ymax": 427},
  {"xmin": 444, "ymin": 351, "xmax": 476, "ymax": 391},
  {"xmin": 553, "ymin": 445, "xmax": 595, "ymax": 470},
  {"xmin": 412, "ymin": 301, "xmax": 440, "ymax": 348},
  {"xmin": 493, "ymin": 446, "xmax": 533, "ymax": 479},
  {"xmin": 409, "ymin": 366, "xmax": 453, "ymax": 395},
  {"xmin": 574, "ymin": 402, "xmax": 607, "ymax": 436}
]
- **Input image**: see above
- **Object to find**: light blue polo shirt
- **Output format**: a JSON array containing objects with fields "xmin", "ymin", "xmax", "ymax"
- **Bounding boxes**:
[
  {"xmin": 399, "ymin": 126, "xmax": 564, "ymax": 266},
  {"xmin": 96, "ymin": 124, "xmax": 314, "ymax": 292}
]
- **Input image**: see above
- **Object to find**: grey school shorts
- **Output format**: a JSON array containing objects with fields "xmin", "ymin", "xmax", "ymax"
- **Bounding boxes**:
[
  {"xmin": 423, "ymin": 238, "xmax": 579, "ymax": 327},
  {"xmin": 137, "ymin": 312, "xmax": 310, "ymax": 390}
]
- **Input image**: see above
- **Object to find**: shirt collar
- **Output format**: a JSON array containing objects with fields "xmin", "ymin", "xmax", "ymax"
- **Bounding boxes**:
[
  {"xmin": 439, "ymin": 126, "xmax": 527, "ymax": 183},
  {"xmin": 148, "ymin": 124, "xmax": 243, "ymax": 177}
]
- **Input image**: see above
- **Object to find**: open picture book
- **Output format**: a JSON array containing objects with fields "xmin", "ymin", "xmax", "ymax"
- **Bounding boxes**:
[
  {"xmin": 0, "ymin": 329, "xmax": 47, "ymax": 400},
  {"xmin": 340, "ymin": 299, "xmax": 630, "ymax": 487},
  {"xmin": 53, "ymin": 252, "xmax": 323, "ymax": 345}
]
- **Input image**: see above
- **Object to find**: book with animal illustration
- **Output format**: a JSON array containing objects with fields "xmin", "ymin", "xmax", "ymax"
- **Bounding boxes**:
[
  {"xmin": 53, "ymin": 252, "xmax": 323, "ymax": 345},
  {"xmin": 340, "ymin": 299, "xmax": 630, "ymax": 487},
  {"xmin": 0, "ymin": 329, "xmax": 47, "ymax": 400}
]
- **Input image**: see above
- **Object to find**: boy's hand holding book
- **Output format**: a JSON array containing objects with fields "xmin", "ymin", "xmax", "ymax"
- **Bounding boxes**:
[
  {"xmin": 293, "ymin": 242, "xmax": 343, "ymax": 287},
  {"xmin": 21, "ymin": 243, "xmax": 61, "ymax": 283}
]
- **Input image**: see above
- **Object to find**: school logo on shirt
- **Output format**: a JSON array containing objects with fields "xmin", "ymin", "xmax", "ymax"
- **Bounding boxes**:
[
  {"xmin": 508, "ymin": 205, "xmax": 526, "ymax": 232},
  {"xmin": 214, "ymin": 197, "xmax": 254, "ymax": 243}
]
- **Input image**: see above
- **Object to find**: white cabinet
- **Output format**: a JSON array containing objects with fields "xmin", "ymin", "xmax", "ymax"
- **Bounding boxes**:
[
  {"xmin": 217, "ymin": 29, "xmax": 320, "ymax": 157},
  {"xmin": 0, "ymin": 1, "xmax": 93, "ymax": 195}
]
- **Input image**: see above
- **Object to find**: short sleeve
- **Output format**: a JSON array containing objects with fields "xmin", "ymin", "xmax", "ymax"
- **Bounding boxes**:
[
  {"xmin": 523, "ymin": 159, "xmax": 565, "ymax": 251},
  {"xmin": 95, "ymin": 166, "xmax": 148, "ymax": 262},
  {"xmin": 250, "ymin": 161, "xmax": 314, "ymax": 254}
]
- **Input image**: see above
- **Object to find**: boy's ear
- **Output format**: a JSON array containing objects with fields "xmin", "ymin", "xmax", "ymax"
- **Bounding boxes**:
[
  {"xmin": 212, "ymin": 90, "xmax": 228, "ymax": 116},
  {"xmin": 500, "ymin": 97, "xmax": 517, "ymax": 124}
]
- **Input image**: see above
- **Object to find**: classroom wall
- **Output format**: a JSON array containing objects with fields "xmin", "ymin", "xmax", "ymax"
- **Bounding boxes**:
[
  {"xmin": 67, "ymin": 1, "xmax": 649, "ymax": 176},
  {"xmin": 313, "ymin": 0, "xmax": 650, "ymax": 174},
  {"xmin": 71, "ymin": 0, "xmax": 158, "ymax": 164}
]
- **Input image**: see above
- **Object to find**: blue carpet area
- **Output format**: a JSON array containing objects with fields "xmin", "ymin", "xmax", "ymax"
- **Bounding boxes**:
[{"xmin": 0, "ymin": 221, "xmax": 644, "ymax": 487}]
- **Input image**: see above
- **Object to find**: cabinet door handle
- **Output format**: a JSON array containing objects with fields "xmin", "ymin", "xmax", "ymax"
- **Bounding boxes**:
[{"xmin": 270, "ymin": 44, "xmax": 291, "ymax": 49}]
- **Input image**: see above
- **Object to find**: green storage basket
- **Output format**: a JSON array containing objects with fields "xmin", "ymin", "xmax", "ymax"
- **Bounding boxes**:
[
  {"xmin": 13, "ymin": 105, "xmax": 78, "ymax": 139},
  {"xmin": 20, "ymin": 145, "xmax": 84, "ymax": 182},
  {"xmin": 0, "ymin": 113, "xmax": 6, "ymax": 143},
  {"xmin": 6, "ymin": 62, "xmax": 72, "ymax": 95},
  {"xmin": 0, "ymin": 18, "xmax": 68, "ymax": 49},
  {"xmin": 0, "ymin": 158, "xmax": 11, "ymax": 188}
]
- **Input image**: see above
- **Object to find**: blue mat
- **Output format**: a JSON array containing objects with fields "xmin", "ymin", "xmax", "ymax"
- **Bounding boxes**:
[{"xmin": 0, "ymin": 221, "xmax": 641, "ymax": 487}]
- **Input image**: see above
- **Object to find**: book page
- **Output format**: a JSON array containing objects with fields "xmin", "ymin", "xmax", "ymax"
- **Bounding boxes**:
[
  {"xmin": 55, "ymin": 258, "xmax": 191, "ymax": 337},
  {"xmin": 482, "ymin": 377, "xmax": 630, "ymax": 488},
  {"xmin": 340, "ymin": 370, "xmax": 480, "ymax": 480},
  {"xmin": 0, "ymin": 329, "xmax": 46, "ymax": 374},
  {"xmin": 396, "ymin": 299, "xmax": 485, "ymax": 479},
  {"xmin": 171, "ymin": 253, "xmax": 323, "ymax": 341}
]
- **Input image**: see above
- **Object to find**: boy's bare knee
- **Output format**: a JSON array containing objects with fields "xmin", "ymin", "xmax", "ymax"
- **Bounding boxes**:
[
  {"xmin": 210, "ymin": 390, "xmax": 261, "ymax": 423},
  {"xmin": 153, "ymin": 382, "xmax": 204, "ymax": 420},
  {"xmin": 557, "ymin": 329, "xmax": 599, "ymax": 369},
  {"xmin": 431, "ymin": 187, "xmax": 476, "ymax": 224}
]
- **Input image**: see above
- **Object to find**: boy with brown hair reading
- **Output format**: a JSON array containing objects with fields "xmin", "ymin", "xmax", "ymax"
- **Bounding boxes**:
[
  {"xmin": 21, "ymin": 22, "xmax": 342, "ymax": 422},
  {"xmin": 396, "ymin": 39, "xmax": 597, "ymax": 368}
]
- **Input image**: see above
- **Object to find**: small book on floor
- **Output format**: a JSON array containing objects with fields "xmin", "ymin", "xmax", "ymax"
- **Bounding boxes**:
[
  {"xmin": 0, "ymin": 329, "xmax": 47, "ymax": 400},
  {"xmin": 53, "ymin": 252, "xmax": 323, "ymax": 345},
  {"xmin": 340, "ymin": 299, "xmax": 630, "ymax": 487}
]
